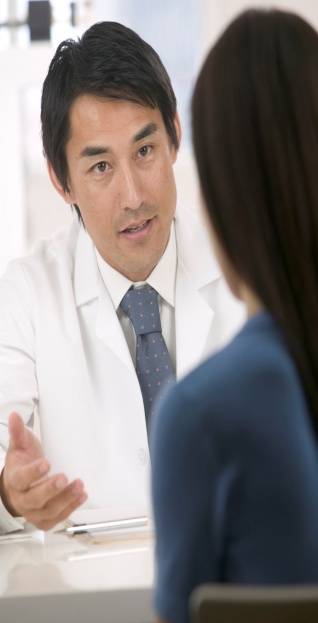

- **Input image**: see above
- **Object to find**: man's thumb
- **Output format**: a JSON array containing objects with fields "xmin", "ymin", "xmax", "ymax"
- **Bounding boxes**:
[{"xmin": 8, "ymin": 412, "xmax": 27, "ymax": 451}]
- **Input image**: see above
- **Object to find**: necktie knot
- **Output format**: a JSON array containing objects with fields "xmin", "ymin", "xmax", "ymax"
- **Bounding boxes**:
[{"xmin": 120, "ymin": 285, "xmax": 162, "ymax": 336}]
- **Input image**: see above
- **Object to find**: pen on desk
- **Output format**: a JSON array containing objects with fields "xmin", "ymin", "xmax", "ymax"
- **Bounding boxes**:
[{"xmin": 65, "ymin": 515, "xmax": 148, "ymax": 535}]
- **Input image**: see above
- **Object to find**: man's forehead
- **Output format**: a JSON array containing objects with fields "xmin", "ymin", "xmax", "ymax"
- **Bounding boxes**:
[{"xmin": 67, "ymin": 95, "xmax": 164, "ymax": 151}]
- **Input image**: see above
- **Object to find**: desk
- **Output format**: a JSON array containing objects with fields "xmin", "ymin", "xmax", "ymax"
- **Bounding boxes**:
[{"xmin": 0, "ymin": 526, "xmax": 154, "ymax": 622}]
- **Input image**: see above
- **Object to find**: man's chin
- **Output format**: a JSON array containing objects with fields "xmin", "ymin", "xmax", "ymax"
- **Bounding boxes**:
[{"xmin": 115, "ymin": 252, "xmax": 162, "ymax": 282}]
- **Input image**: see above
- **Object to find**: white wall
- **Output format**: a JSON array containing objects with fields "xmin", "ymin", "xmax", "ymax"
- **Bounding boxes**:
[
  {"xmin": 0, "ymin": 45, "xmax": 69, "ymax": 274},
  {"xmin": 200, "ymin": 0, "xmax": 318, "ymax": 55}
]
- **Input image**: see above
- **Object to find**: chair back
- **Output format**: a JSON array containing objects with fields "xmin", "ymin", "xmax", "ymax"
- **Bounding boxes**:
[{"xmin": 190, "ymin": 584, "xmax": 318, "ymax": 623}]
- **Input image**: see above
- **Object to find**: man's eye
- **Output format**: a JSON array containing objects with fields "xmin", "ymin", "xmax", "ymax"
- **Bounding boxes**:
[
  {"xmin": 93, "ymin": 161, "xmax": 108, "ymax": 173},
  {"xmin": 138, "ymin": 145, "xmax": 152, "ymax": 158}
]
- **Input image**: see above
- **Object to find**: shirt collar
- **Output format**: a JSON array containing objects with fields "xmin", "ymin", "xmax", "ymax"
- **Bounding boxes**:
[{"xmin": 96, "ymin": 221, "xmax": 177, "ymax": 310}]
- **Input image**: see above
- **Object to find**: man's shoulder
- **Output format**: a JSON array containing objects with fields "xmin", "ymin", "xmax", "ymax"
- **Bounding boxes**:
[
  {"xmin": 2, "ymin": 219, "xmax": 81, "ymax": 284},
  {"xmin": 174, "ymin": 205, "xmax": 246, "ymax": 343},
  {"xmin": 0, "ymin": 220, "xmax": 88, "ymax": 309},
  {"xmin": 23, "ymin": 219, "xmax": 80, "ymax": 269}
]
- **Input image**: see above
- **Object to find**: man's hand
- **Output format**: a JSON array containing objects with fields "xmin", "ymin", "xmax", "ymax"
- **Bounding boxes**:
[{"xmin": 0, "ymin": 412, "xmax": 87, "ymax": 530}]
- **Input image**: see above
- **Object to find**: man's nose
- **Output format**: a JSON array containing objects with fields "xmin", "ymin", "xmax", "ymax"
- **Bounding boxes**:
[{"xmin": 118, "ymin": 164, "xmax": 142, "ymax": 211}]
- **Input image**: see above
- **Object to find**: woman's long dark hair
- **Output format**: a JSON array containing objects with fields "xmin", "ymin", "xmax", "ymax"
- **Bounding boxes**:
[{"xmin": 192, "ymin": 9, "xmax": 318, "ymax": 427}]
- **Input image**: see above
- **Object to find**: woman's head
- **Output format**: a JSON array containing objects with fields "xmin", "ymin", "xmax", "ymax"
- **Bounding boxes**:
[{"xmin": 192, "ymin": 8, "xmax": 318, "ymax": 420}]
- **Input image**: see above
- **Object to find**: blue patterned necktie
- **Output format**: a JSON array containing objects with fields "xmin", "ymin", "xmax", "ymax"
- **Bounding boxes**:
[{"xmin": 120, "ymin": 285, "xmax": 175, "ymax": 427}]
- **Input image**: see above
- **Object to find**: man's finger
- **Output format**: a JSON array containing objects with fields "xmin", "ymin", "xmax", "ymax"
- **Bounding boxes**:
[
  {"xmin": 27, "ymin": 491, "xmax": 87, "ymax": 532},
  {"xmin": 8, "ymin": 412, "xmax": 28, "ymax": 451},
  {"xmin": 23, "ymin": 476, "xmax": 84, "ymax": 512},
  {"xmin": 46, "ymin": 491, "xmax": 87, "ymax": 529},
  {"xmin": 9, "ymin": 458, "xmax": 50, "ymax": 492},
  {"xmin": 39, "ymin": 480, "xmax": 85, "ymax": 520}
]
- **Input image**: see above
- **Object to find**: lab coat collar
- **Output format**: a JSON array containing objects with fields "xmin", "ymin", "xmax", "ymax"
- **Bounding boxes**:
[
  {"xmin": 72, "ymin": 209, "xmax": 222, "ymax": 375},
  {"xmin": 95, "ymin": 221, "xmax": 176, "ymax": 310},
  {"xmin": 73, "ymin": 205, "xmax": 222, "ymax": 308},
  {"xmin": 74, "ymin": 219, "xmax": 178, "ymax": 309}
]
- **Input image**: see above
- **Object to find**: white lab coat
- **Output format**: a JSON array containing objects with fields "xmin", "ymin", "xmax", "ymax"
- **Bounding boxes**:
[{"xmin": 0, "ymin": 207, "xmax": 244, "ymax": 522}]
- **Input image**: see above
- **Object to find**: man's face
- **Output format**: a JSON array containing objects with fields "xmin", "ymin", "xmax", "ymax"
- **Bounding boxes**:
[{"xmin": 53, "ymin": 95, "xmax": 179, "ymax": 281}]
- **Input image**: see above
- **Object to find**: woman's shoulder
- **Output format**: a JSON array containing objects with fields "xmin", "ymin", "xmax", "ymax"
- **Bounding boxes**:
[
  {"xmin": 184, "ymin": 313, "xmax": 292, "ymax": 395},
  {"xmin": 158, "ymin": 312, "xmax": 304, "ymax": 438}
]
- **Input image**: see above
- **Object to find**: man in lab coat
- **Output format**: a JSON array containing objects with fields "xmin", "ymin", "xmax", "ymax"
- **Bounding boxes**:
[{"xmin": 0, "ymin": 22, "xmax": 243, "ymax": 533}]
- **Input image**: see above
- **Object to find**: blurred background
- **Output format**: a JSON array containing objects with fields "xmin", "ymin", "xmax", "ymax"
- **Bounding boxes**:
[{"xmin": 0, "ymin": 0, "xmax": 317, "ymax": 275}]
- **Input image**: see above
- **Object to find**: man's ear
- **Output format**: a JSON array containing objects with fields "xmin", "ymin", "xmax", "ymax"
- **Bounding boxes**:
[
  {"xmin": 174, "ymin": 112, "xmax": 182, "ymax": 147},
  {"xmin": 47, "ymin": 161, "xmax": 74, "ymax": 204},
  {"xmin": 171, "ymin": 112, "xmax": 182, "ymax": 163}
]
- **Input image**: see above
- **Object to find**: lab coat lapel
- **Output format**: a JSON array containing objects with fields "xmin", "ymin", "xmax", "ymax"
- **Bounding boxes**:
[
  {"xmin": 95, "ymin": 284, "xmax": 135, "ymax": 373},
  {"xmin": 175, "ymin": 262, "xmax": 214, "ymax": 378},
  {"xmin": 74, "ymin": 224, "xmax": 135, "ymax": 372},
  {"xmin": 174, "ymin": 208, "xmax": 220, "ymax": 378}
]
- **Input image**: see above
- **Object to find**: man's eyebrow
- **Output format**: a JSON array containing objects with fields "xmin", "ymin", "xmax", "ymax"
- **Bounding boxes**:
[
  {"xmin": 78, "ymin": 122, "xmax": 158, "ymax": 158},
  {"xmin": 133, "ymin": 122, "xmax": 158, "ymax": 143},
  {"xmin": 79, "ymin": 145, "xmax": 111, "ymax": 158}
]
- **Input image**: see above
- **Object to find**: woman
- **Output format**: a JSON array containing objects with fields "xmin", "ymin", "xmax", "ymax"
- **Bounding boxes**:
[{"xmin": 151, "ymin": 9, "xmax": 318, "ymax": 623}]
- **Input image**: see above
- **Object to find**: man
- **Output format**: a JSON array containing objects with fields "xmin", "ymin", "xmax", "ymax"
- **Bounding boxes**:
[{"xmin": 0, "ymin": 22, "xmax": 243, "ymax": 533}]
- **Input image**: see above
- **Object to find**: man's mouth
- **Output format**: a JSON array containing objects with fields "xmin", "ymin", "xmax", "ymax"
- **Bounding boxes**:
[{"xmin": 120, "ymin": 218, "xmax": 153, "ymax": 235}]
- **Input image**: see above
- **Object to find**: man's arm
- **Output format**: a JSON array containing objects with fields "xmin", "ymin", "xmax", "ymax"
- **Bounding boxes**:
[{"xmin": 0, "ymin": 263, "xmax": 87, "ymax": 531}]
